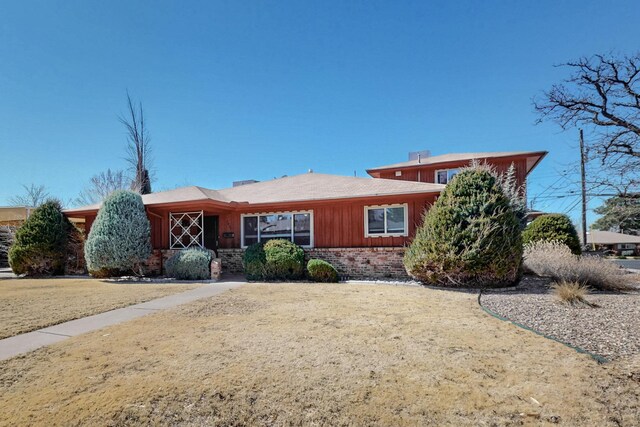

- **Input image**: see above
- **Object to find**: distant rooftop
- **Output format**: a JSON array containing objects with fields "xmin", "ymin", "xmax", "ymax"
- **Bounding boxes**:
[
  {"xmin": 367, "ymin": 150, "xmax": 548, "ymax": 174},
  {"xmin": 583, "ymin": 230, "xmax": 640, "ymax": 245}
]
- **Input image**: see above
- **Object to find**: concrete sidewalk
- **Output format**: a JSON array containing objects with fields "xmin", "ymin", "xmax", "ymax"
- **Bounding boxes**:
[
  {"xmin": 0, "ymin": 281, "xmax": 245, "ymax": 361},
  {"xmin": 0, "ymin": 267, "xmax": 16, "ymax": 280}
]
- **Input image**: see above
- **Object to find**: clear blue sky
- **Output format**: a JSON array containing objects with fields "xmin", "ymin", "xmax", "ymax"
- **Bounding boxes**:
[{"xmin": 1, "ymin": 1, "xmax": 639, "ymax": 225}]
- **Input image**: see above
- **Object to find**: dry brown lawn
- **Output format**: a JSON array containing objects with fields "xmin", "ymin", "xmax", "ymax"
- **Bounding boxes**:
[
  {"xmin": 0, "ymin": 278, "xmax": 200, "ymax": 339},
  {"xmin": 1, "ymin": 283, "xmax": 639, "ymax": 426}
]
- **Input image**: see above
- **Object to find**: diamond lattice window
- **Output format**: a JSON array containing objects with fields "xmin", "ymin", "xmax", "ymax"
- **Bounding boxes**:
[{"xmin": 170, "ymin": 211, "xmax": 204, "ymax": 249}]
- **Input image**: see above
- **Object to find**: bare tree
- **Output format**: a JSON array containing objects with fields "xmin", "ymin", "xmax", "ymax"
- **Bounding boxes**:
[
  {"xmin": 534, "ymin": 52, "xmax": 640, "ymax": 194},
  {"xmin": 9, "ymin": 184, "xmax": 50, "ymax": 207},
  {"xmin": 120, "ymin": 92, "xmax": 152, "ymax": 194},
  {"xmin": 75, "ymin": 169, "xmax": 129, "ymax": 206}
]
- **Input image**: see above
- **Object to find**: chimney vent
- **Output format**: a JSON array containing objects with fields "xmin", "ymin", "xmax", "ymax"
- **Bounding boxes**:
[{"xmin": 408, "ymin": 150, "xmax": 431, "ymax": 163}]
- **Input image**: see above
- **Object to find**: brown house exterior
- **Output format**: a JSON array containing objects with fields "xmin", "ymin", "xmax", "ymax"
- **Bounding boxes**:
[
  {"xmin": 366, "ymin": 151, "xmax": 547, "ymax": 188},
  {"xmin": 64, "ymin": 150, "xmax": 546, "ymax": 279}
]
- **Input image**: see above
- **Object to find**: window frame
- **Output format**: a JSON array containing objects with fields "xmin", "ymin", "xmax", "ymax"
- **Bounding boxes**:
[
  {"xmin": 434, "ymin": 168, "xmax": 459, "ymax": 184},
  {"xmin": 240, "ymin": 210, "xmax": 314, "ymax": 248},
  {"xmin": 364, "ymin": 203, "xmax": 409, "ymax": 238}
]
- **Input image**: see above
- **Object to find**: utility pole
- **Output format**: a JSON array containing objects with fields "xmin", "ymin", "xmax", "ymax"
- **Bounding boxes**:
[{"xmin": 579, "ymin": 129, "xmax": 588, "ymax": 249}]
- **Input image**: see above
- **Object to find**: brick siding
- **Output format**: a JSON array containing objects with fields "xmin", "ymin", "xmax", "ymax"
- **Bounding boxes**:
[
  {"xmin": 147, "ymin": 247, "xmax": 410, "ymax": 280},
  {"xmin": 304, "ymin": 247, "xmax": 409, "ymax": 280}
]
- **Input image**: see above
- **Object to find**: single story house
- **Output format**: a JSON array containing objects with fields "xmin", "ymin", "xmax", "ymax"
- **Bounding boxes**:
[
  {"xmin": 0, "ymin": 206, "xmax": 34, "ymax": 227},
  {"xmin": 583, "ymin": 230, "xmax": 640, "ymax": 256},
  {"xmin": 64, "ymin": 150, "xmax": 547, "ymax": 279}
]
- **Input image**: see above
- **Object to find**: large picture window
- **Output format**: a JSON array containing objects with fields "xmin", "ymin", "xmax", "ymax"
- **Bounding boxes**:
[
  {"xmin": 242, "ymin": 211, "xmax": 313, "ymax": 247},
  {"xmin": 364, "ymin": 204, "xmax": 408, "ymax": 237}
]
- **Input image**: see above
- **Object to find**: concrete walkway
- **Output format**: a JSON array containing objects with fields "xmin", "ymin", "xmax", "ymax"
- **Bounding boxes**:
[
  {"xmin": 0, "ymin": 267, "xmax": 16, "ymax": 280},
  {"xmin": 0, "ymin": 281, "xmax": 245, "ymax": 361}
]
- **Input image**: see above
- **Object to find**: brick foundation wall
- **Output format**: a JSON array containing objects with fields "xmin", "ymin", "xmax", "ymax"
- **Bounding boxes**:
[
  {"xmin": 304, "ymin": 247, "xmax": 409, "ymax": 280},
  {"xmin": 220, "ymin": 246, "xmax": 410, "ymax": 280},
  {"xmin": 143, "ymin": 249, "xmax": 218, "ymax": 276},
  {"xmin": 218, "ymin": 249, "xmax": 244, "ymax": 273},
  {"xmin": 146, "ymin": 247, "xmax": 410, "ymax": 280}
]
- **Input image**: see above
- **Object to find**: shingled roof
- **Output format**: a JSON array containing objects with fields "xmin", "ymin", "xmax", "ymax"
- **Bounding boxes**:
[
  {"xmin": 64, "ymin": 173, "xmax": 444, "ymax": 214},
  {"xmin": 367, "ymin": 151, "xmax": 547, "ymax": 175},
  {"xmin": 583, "ymin": 230, "xmax": 640, "ymax": 245}
]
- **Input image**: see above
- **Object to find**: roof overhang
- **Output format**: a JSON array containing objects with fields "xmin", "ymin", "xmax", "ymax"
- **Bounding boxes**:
[
  {"xmin": 62, "ymin": 188, "xmax": 443, "ymax": 218},
  {"xmin": 366, "ymin": 151, "xmax": 548, "ymax": 177}
]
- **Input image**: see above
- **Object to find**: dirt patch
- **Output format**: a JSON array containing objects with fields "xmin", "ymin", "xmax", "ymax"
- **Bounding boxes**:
[
  {"xmin": 0, "ymin": 278, "xmax": 200, "ymax": 339},
  {"xmin": 0, "ymin": 283, "xmax": 638, "ymax": 426}
]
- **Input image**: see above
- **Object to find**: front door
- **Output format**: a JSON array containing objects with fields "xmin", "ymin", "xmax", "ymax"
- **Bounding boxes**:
[{"xmin": 203, "ymin": 215, "xmax": 219, "ymax": 252}]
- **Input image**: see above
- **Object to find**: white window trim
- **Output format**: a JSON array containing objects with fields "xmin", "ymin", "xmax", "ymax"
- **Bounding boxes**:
[
  {"xmin": 434, "ymin": 168, "xmax": 459, "ymax": 185},
  {"xmin": 364, "ymin": 203, "xmax": 409, "ymax": 238},
  {"xmin": 240, "ymin": 210, "xmax": 314, "ymax": 248}
]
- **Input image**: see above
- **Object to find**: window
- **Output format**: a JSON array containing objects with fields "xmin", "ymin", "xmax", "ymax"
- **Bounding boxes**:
[
  {"xmin": 435, "ymin": 168, "xmax": 459, "ymax": 184},
  {"xmin": 170, "ymin": 211, "xmax": 204, "ymax": 249},
  {"xmin": 619, "ymin": 243, "xmax": 636, "ymax": 250},
  {"xmin": 365, "ymin": 204, "xmax": 408, "ymax": 237},
  {"xmin": 242, "ymin": 211, "xmax": 313, "ymax": 247}
]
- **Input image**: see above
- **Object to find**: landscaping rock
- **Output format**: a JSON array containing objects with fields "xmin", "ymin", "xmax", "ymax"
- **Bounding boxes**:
[{"xmin": 480, "ymin": 275, "xmax": 640, "ymax": 360}]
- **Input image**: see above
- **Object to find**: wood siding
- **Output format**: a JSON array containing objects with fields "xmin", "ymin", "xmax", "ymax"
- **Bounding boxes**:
[
  {"xmin": 215, "ymin": 194, "xmax": 436, "ymax": 249},
  {"xmin": 376, "ymin": 157, "xmax": 528, "ymax": 187},
  {"xmin": 79, "ymin": 194, "xmax": 437, "ymax": 251}
]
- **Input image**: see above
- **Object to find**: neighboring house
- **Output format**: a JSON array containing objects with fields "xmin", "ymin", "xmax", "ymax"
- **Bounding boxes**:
[
  {"xmin": 0, "ymin": 207, "xmax": 32, "ymax": 268},
  {"xmin": 64, "ymin": 150, "xmax": 547, "ymax": 279},
  {"xmin": 0, "ymin": 206, "xmax": 33, "ymax": 227},
  {"xmin": 583, "ymin": 230, "xmax": 640, "ymax": 256},
  {"xmin": 524, "ymin": 209, "xmax": 548, "ymax": 223}
]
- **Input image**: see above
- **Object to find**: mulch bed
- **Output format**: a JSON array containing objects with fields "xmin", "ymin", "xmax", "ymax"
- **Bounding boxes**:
[{"xmin": 480, "ymin": 275, "xmax": 640, "ymax": 360}]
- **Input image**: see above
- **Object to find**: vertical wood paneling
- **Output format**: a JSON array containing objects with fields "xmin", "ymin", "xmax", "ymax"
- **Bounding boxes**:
[
  {"xmin": 107, "ymin": 194, "xmax": 438, "ymax": 250},
  {"xmin": 374, "ymin": 157, "xmax": 530, "ymax": 187}
]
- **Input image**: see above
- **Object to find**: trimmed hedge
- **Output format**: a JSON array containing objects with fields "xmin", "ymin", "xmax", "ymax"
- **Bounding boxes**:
[
  {"xmin": 8, "ymin": 200, "xmax": 73, "ymax": 276},
  {"xmin": 403, "ymin": 166, "xmax": 523, "ymax": 288},
  {"xmin": 84, "ymin": 190, "xmax": 151, "ymax": 277},
  {"xmin": 242, "ymin": 239, "xmax": 305, "ymax": 280},
  {"xmin": 165, "ymin": 248, "xmax": 212, "ymax": 280},
  {"xmin": 307, "ymin": 259, "xmax": 339, "ymax": 282},
  {"xmin": 522, "ymin": 214, "xmax": 582, "ymax": 255},
  {"xmin": 264, "ymin": 239, "xmax": 305, "ymax": 280}
]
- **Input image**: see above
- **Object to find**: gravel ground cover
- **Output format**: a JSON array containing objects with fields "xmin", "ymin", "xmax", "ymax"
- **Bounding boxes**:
[{"xmin": 481, "ymin": 275, "xmax": 640, "ymax": 360}]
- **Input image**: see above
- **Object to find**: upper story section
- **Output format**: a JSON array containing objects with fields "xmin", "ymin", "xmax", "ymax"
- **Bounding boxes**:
[{"xmin": 366, "ymin": 151, "xmax": 547, "ymax": 187}]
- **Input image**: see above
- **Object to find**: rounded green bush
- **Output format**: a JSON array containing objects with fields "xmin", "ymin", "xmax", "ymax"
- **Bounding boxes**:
[
  {"xmin": 264, "ymin": 239, "xmax": 305, "ymax": 280},
  {"xmin": 307, "ymin": 259, "xmax": 339, "ymax": 282},
  {"xmin": 243, "ymin": 239, "xmax": 305, "ymax": 280},
  {"xmin": 8, "ymin": 200, "xmax": 72, "ymax": 276},
  {"xmin": 522, "ymin": 214, "xmax": 581, "ymax": 255},
  {"xmin": 165, "ymin": 248, "xmax": 212, "ymax": 280},
  {"xmin": 243, "ymin": 242, "xmax": 267, "ymax": 280},
  {"xmin": 404, "ymin": 167, "xmax": 523, "ymax": 288},
  {"xmin": 84, "ymin": 190, "xmax": 151, "ymax": 277}
]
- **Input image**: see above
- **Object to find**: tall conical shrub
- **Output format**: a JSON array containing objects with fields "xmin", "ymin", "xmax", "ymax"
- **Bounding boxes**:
[
  {"xmin": 84, "ymin": 190, "xmax": 151, "ymax": 277},
  {"xmin": 404, "ymin": 167, "xmax": 523, "ymax": 288},
  {"xmin": 8, "ymin": 200, "xmax": 71, "ymax": 276}
]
